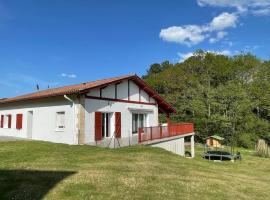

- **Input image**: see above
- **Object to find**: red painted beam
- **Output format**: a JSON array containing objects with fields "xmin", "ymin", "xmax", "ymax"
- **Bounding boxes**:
[{"xmin": 85, "ymin": 95, "xmax": 156, "ymax": 106}]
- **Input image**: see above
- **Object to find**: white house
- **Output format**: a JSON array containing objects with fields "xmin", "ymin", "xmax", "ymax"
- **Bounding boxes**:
[{"xmin": 0, "ymin": 74, "xmax": 195, "ymax": 156}]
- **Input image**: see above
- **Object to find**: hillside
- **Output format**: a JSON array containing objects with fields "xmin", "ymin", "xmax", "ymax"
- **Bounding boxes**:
[
  {"xmin": 143, "ymin": 51, "xmax": 270, "ymax": 148},
  {"xmin": 0, "ymin": 141, "xmax": 270, "ymax": 200}
]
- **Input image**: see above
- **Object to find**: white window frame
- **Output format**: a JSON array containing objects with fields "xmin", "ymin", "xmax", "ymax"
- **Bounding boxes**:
[
  {"xmin": 101, "ymin": 112, "xmax": 112, "ymax": 138},
  {"xmin": 55, "ymin": 111, "xmax": 65, "ymax": 132},
  {"xmin": 3, "ymin": 114, "xmax": 9, "ymax": 129}
]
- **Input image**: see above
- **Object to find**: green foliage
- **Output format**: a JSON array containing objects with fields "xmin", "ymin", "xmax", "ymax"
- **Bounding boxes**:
[{"xmin": 143, "ymin": 51, "xmax": 270, "ymax": 147}]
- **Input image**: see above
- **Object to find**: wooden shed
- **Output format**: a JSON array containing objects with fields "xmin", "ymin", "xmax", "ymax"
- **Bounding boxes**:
[{"xmin": 206, "ymin": 135, "xmax": 224, "ymax": 148}]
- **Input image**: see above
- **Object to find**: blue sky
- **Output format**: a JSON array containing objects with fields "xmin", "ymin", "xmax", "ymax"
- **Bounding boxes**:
[{"xmin": 0, "ymin": 0, "xmax": 270, "ymax": 97}]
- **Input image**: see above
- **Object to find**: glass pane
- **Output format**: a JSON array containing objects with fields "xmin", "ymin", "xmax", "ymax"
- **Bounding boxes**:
[
  {"xmin": 132, "ymin": 114, "xmax": 139, "ymax": 134},
  {"xmin": 139, "ymin": 114, "xmax": 144, "ymax": 128}
]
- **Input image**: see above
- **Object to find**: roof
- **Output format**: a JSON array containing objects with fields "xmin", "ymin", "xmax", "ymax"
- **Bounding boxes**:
[
  {"xmin": 207, "ymin": 135, "xmax": 224, "ymax": 141},
  {"xmin": 0, "ymin": 74, "xmax": 176, "ymax": 113}
]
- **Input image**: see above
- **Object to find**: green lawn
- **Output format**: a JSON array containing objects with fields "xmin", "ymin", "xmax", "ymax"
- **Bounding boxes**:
[{"xmin": 0, "ymin": 141, "xmax": 270, "ymax": 200}]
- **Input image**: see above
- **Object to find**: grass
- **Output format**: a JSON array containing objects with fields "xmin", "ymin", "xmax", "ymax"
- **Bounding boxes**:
[{"xmin": 0, "ymin": 141, "xmax": 270, "ymax": 200}]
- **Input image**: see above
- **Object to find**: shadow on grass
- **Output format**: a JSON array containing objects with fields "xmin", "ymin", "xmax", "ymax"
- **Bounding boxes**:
[{"xmin": 0, "ymin": 169, "xmax": 76, "ymax": 200}]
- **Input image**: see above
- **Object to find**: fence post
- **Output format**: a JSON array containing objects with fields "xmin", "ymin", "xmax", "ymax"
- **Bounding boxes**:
[
  {"xmin": 160, "ymin": 126, "xmax": 163, "ymax": 139},
  {"xmin": 139, "ymin": 128, "xmax": 142, "ymax": 143},
  {"xmin": 191, "ymin": 134, "xmax": 195, "ymax": 158},
  {"xmin": 150, "ymin": 127, "xmax": 153, "ymax": 140}
]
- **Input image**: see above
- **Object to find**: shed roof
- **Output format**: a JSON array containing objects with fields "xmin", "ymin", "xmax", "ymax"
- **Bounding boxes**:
[
  {"xmin": 0, "ymin": 74, "xmax": 176, "ymax": 113},
  {"xmin": 207, "ymin": 135, "xmax": 224, "ymax": 141}
]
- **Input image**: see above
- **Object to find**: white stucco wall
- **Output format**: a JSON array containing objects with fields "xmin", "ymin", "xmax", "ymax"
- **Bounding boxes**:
[
  {"xmin": 117, "ymin": 80, "xmax": 129, "ymax": 100},
  {"xmin": 84, "ymin": 98, "xmax": 159, "ymax": 145},
  {"xmin": 87, "ymin": 80, "xmax": 156, "ymax": 104},
  {"xmin": 151, "ymin": 138, "xmax": 185, "ymax": 156},
  {"xmin": 0, "ymin": 97, "xmax": 76, "ymax": 144},
  {"xmin": 84, "ymin": 79, "xmax": 159, "ymax": 146},
  {"xmin": 0, "ymin": 79, "xmax": 160, "ymax": 146}
]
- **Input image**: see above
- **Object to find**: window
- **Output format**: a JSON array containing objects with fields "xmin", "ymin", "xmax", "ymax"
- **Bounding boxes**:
[
  {"xmin": 132, "ymin": 113, "xmax": 146, "ymax": 134},
  {"xmin": 3, "ymin": 115, "xmax": 8, "ymax": 128},
  {"xmin": 0, "ymin": 114, "xmax": 11, "ymax": 129},
  {"xmin": 56, "ymin": 112, "xmax": 65, "ymax": 130},
  {"xmin": 102, "ymin": 113, "xmax": 110, "ymax": 138}
]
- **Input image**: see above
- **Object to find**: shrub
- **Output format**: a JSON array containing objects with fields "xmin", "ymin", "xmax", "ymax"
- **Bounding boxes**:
[{"xmin": 255, "ymin": 139, "xmax": 270, "ymax": 158}]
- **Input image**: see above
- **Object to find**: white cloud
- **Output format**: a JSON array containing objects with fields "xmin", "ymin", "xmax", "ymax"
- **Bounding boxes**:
[
  {"xmin": 61, "ymin": 73, "xmax": 77, "ymax": 79},
  {"xmin": 159, "ymin": 25, "xmax": 207, "ymax": 46},
  {"xmin": 209, "ymin": 12, "xmax": 237, "ymax": 31},
  {"xmin": 160, "ymin": 12, "xmax": 237, "ymax": 46},
  {"xmin": 252, "ymin": 8, "xmax": 270, "ymax": 16},
  {"xmin": 209, "ymin": 31, "xmax": 228, "ymax": 43},
  {"xmin": 197, "ymin": 0, "xmax": 247, "ymax": 11},
  {"xmin": 218, "ymin": 50, "xmax": 231, "ymax": 56},
  {"xmin": 197, "ymin": 0, "xmax": 270, "ymax": 16},
  {"xmin": 177, "ymin": 52, "xmax": 194, "ymax": 62}
]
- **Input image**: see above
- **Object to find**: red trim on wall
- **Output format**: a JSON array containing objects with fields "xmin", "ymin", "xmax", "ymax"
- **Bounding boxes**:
[
  {"xmin": 139, "ymin": 88, "xmax": 141, "ymax": 102},
  {"xmin": 115, "ymin": 81, "xmax": 121, "ymax": 100},
  {"xmin": 128, "ymin": 79, "xmax": 130, "ymax": 101},
  {"xmin": 115, "ymin": 112, "xmax": 121, "ymax": 138},
  {"xmin": 85, "ymin": 95, "xmax": 156, "ymax": 105}
]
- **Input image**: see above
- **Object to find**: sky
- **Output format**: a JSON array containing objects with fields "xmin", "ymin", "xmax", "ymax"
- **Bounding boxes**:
[{"xmin": 0, "ymin": 0, "xmax": 270, "ymax": 98}]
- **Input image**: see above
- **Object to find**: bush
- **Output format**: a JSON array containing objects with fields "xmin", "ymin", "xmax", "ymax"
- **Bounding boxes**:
[
  {"xmin": 237, "ymin": 132, "xmax": 255, "ymax": 148},
  {"xmin": 255, "ymin": 139, "xmax": 270, "ymax": 158}
]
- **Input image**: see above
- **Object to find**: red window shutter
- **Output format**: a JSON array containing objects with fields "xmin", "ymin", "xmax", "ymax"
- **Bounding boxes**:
[
  {"xmin": 115, "ymin": 112, "xmax": 121, "ymax": 138},
  {"xmin": 95, "ymin": 112, "xmax": 102, "ymax": 141},
  {"xmin": 16, "ymin": 114, "xmax": 23, "ymax": 129},
  {"xmin": 8, "ymin": 114, "xmax": 12, "ymax": 128},
  {"xmin": 0, "ymin": 115, "xmax": 3, "ymax": 128}
]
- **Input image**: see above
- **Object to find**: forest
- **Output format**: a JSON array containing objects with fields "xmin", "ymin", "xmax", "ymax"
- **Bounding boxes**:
[{"xmin": 143, "ymin": 50, "xmax": 270, "ymax": 148}]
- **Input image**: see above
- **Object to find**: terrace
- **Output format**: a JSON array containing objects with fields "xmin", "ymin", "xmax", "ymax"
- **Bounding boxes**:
[{"xmin": 138, "ymin": 123, "xmax": 195, "ymax": 157}]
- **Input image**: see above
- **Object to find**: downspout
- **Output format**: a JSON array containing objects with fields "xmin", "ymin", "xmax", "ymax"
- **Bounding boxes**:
[{"xmin": 64, "ymin": 95, "xmax": 77, "ymax": 144}]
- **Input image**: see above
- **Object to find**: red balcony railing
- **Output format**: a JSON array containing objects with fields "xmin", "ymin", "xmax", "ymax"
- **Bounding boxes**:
[{"xmin": 138, "ymin": 123, "xmax": 194, "ymax": 143}]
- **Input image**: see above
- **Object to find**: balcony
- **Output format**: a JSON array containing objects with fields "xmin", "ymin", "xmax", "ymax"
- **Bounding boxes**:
[{"xmin": 138, "ymin": 123, "xmax": 194, "ymax": 144}]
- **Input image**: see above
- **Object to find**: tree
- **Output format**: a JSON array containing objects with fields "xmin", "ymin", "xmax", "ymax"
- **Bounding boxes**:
[{"xmin": 143, "ymin": 51, "xmax": 268, "ymax": 148}]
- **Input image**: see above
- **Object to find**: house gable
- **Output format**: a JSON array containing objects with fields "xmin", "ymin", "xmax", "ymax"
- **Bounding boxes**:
[{"xmin": 85, "ymin": 79, "xmax": 156, "ymax": 104}]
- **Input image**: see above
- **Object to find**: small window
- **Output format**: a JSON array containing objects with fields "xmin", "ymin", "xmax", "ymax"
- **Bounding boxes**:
[
  {"xmin": 4, "ymin": 115, "xmax": 9, "ymax": 128},
  {"xmin": 56, "ymin": 112, "xmax": 65, "ymax": 130},
  {"xmin": 102, "ymin": 113, "xmax": 111, "ymax": 138}
]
